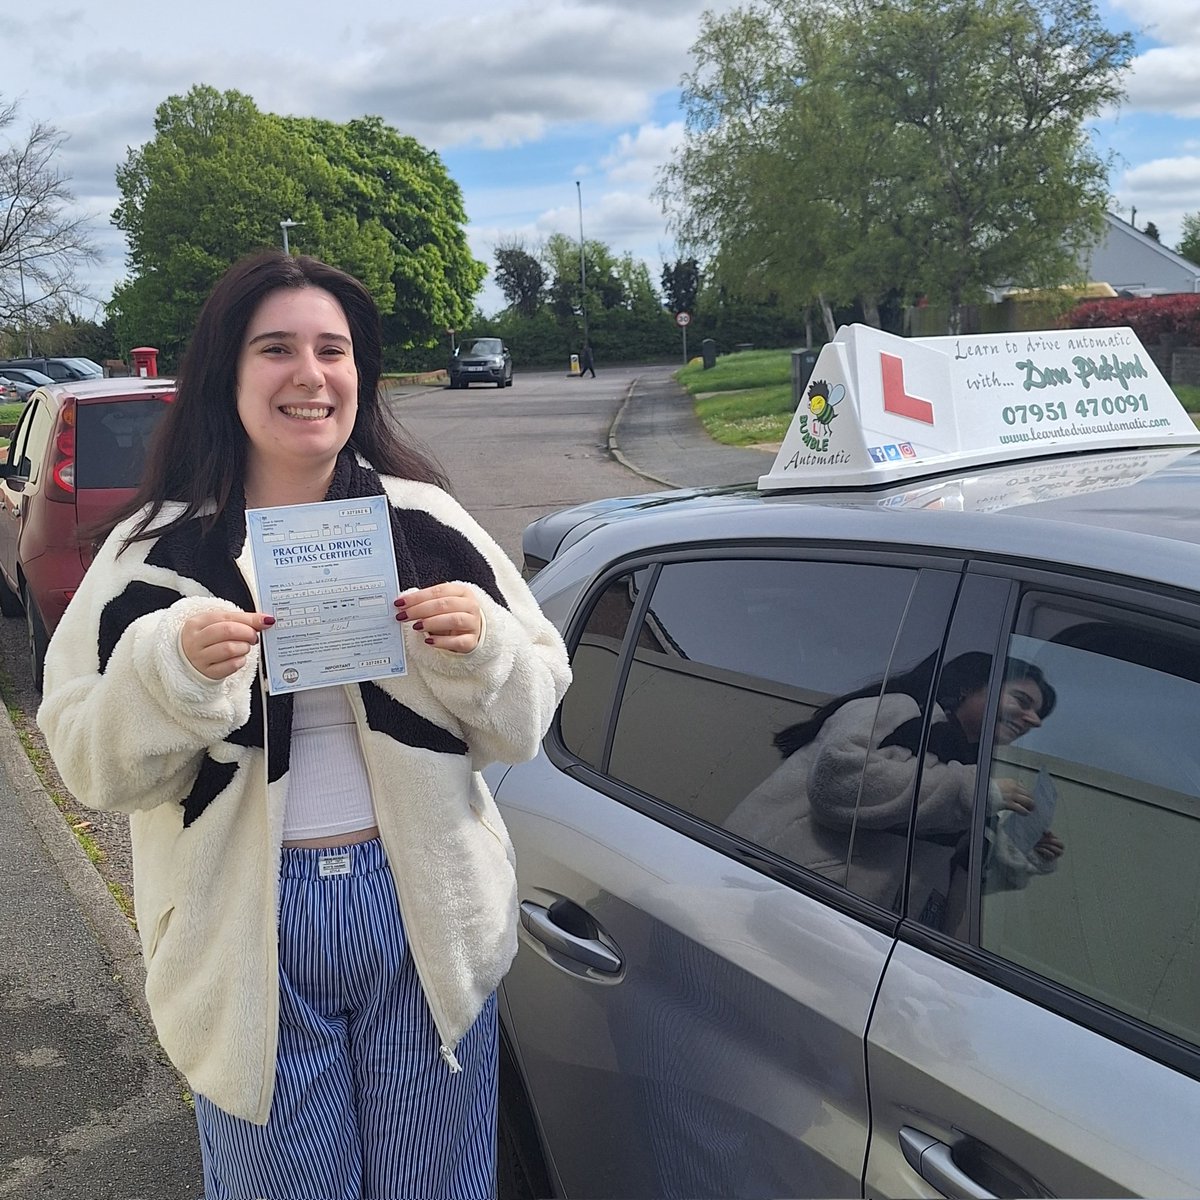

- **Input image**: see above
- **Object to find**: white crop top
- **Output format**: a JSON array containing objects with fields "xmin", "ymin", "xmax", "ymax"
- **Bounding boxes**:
[{"xmin": 282, "ymin": 687, "xmax": 377, "ymax": 840}]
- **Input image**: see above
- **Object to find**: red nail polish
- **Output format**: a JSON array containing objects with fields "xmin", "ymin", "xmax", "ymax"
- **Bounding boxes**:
[
  {"xmin": 413, "ymin": 621, "xmax": 424, "ymax": 631},
  {"xmin": 262, "ymin": 615, "xmax": 276, "ymax": 626},
  {"xmin": 425, "ymin": 637, "xmax": 435, "ymax": 645}
]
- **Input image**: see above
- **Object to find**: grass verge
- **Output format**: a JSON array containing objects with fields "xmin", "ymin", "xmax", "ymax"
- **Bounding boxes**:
[
  {"xmin": 680, "ymin": 349, "xmax": 1200, "ymax": 444},
  {"xmin": 1174, "ymin": 384, "xmax": 1200, "ymax": 412},
  {"xmin": 678, "ymin": 349, "xmax": 792, "ymax": 395},
  {"xmin": 695, "ymin": 385, "xmax": 795, "ymax": 446}
]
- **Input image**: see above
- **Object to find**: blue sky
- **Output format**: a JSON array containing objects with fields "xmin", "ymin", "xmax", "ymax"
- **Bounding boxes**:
[{"xmin": 6, "ymin": 0, "xmax": 1199, "ymax": 320}]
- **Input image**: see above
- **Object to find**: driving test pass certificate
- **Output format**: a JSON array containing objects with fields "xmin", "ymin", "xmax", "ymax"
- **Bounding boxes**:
[{"xmin": 246, "ymin": 496, "xmax": 408, "ymax": 694}]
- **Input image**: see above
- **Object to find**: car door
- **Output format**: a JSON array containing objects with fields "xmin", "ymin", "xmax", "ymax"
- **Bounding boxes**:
[
  {"xmin": 0, "ymin": 396, "xmax": 53, "ymax": 598},
  {"xmin": 865, "ymin": 567, "xmax": 1200, "ymax": 1198},
  {"xmin": 493, "ymin": 549, "xmax": 961, "ymax": 1199}
]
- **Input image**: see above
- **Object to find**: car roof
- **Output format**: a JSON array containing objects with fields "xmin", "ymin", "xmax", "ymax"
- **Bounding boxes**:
[{"xmin": 531, "ymin": 445, "xmax": 1200, "ymax": 597}]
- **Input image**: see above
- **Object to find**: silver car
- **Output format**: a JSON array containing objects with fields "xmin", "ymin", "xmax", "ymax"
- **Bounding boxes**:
[
  {"xmin": 489, "ymin": 330, "xmax": 1200, "ymax": 1198},
  {"xmin": 0, "ymin": 368, "xmax": 55, "ymax": 400},
  {"xmin": 449, "ymin": 337, "xmax": 513, "ymax": 389}
]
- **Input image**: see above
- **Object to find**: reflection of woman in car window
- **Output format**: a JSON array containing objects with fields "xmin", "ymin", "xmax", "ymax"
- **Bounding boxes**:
[{"xmin": 725, "ymin": 652, "xmax": 1061, "ymax": 920}]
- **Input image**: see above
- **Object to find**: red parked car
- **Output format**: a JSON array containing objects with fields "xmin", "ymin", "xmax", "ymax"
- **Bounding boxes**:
[{"xmin": 0, "ymin": 376, "xmax": 174, "ymax": 688}]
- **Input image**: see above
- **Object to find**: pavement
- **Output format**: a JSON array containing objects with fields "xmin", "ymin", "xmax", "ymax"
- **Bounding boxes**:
[
  {"xmin": 0, "ymin": 714, "xmax": 203, "ymax": 1198},
  {"xmin": 608, "ymin": 368, "xmax": 777, "ymax": 489},
  {"xmin": 0, "ymin": 368, "xmax": 772, "ymax": 1198}
]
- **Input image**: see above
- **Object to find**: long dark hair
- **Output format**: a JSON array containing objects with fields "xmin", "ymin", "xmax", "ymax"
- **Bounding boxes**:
[
  {"xmin": 96, "ymin": 250, "xmax": 448, "ymax": 548},
  {"xmin": 774, "ymin": 651, "xmax": 1056, "ymax": 762}
]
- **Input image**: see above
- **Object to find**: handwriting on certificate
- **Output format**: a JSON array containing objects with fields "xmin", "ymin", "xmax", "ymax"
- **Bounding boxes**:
[{"xmin": 246, "ymin": 497, "xmax": 408, "ymax": 694}]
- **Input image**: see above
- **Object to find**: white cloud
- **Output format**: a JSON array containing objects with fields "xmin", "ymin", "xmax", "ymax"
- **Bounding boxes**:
[
  {"xmin": 1124, "ymin": 47, "xmax": 1200, "ymax": 117},
  {"xmin": 5, "ymin": 0, "xmax": 1199, "ymax": 315},
  {"xmin": 600, "ymin": 122, "xmax": 686, "ymax": 184},
  {"xmin": 1111, "ymin": 155, "xmax": 1200, "ymax": 247},
  {"xmin": 1123, "ymin": 154, "xmax": 1200, "ymax": 196},
  {"xmin": 1108, "ymin": 0, "xmax": 1200, "ymax": 47}
]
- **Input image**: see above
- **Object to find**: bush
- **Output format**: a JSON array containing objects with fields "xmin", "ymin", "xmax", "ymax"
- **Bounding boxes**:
[{"xmin": 1059, "ymin": 294, "xmax": 1200, "ymax": 344}]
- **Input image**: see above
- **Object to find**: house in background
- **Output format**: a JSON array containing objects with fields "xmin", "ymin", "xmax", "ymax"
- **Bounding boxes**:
[
  {"xmin": 910, "ymin": 210, "xmax": 1200, "ymax": 337},
  {"xmin": 1080, "ymin": 211, "xmax": 1200, "ymax": 296}
]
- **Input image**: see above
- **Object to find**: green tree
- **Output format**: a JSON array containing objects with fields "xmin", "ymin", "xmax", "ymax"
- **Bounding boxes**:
[
  {"xmin": 1180, "ymin": 213, "xmax": 1200, "ymax": 265},
  {"xmin": 661, "ymin": 258, "xmax": 701, "ymax": 315},
  {"xmin": 493, "ymin": 239, "xmax": 547, "ymax": 316},
  {"xmin": 660, "ymin": 0, "xmax": 1133, "ymax": 334},
  {"xmin": 288, "ymin": 114, "xmax": 482, "ymax": 350},
  {"xmin": 614, "ymin": 253, "xmax": 661, "ymax": 314},
  {"xmin": 37, "ymin": 306, "xmax": 119, "ymax": 361},
  {"xmin": 659, "ymin": 2, "xmax": 895, "ymax": 337},
  {"xmin": 110, "ymin": 86, "xmax": 483, "ymax": 362},
  {"xmin": 850, "ymin": 0, "xmax": 1132, "ymax": 329},
  {"xmin": 543, "ymin": 232, "xmax": 626, "ymax": 322}
]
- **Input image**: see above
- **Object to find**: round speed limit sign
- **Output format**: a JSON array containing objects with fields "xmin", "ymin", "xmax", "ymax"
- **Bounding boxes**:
[{"xmin": 675, "ymin": 311, "xmax": 691, "ymax": 327}]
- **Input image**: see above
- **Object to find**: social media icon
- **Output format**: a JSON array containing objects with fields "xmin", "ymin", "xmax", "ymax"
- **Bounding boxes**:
[
  {"xmin": 899, "ymin": 442, "xmax": 916, "ymax": 459},
  {"xmin": 884, "ymin": 444, "xmax": 902, "ymax": 461},
  {"xmin": 868, "ymin": 446, "xmax": 887, "ymax": 463}
]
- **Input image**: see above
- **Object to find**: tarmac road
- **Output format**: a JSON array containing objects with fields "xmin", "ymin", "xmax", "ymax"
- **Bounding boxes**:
[
  {"xmin": 387, "ymin": 363, "xmax": 773, "ymax": 560},
  {"xmin": 0, "ymin": 363, "xmax": 774, "ymax": 1197}
]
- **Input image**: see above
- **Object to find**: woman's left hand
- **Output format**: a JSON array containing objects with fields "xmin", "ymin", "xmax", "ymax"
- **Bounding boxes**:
[
  {"xmin": 395, "ymin": 584, "xmax": 483, "ymax": 654},
  {"xmin": 1033, "ymin": 830, "xmax": 1065, "ymax": 862}
]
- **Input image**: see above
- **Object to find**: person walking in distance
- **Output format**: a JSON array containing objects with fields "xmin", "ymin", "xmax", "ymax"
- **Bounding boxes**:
[
  {"xmin": 37, "ymin": 250, "xmax": 571, "ymax": 1200},
  {"xmin": 579, "ymin": 342, "xmax": 596, "ymax": 378}
]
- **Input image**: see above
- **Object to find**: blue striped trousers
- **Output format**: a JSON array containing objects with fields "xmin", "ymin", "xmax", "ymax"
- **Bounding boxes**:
[{"xmin": 195, "ymin": 838, "xmax": 497, "ymax": 1200}]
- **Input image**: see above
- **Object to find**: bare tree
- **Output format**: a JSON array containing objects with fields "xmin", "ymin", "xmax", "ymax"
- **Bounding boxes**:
[{"xmin": 0, "ymin": 97, "xmax": 99, "ymax": 347}]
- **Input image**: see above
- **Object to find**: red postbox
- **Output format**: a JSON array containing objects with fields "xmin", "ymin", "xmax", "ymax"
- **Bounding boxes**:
[{"xmin": 130, "ymin": 346, "xmax": 159, "ymax": 378}]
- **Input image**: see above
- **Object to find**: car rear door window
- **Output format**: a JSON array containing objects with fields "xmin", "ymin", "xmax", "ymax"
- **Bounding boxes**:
[{"xmin": 977, "ymin": 594, "xmax": 1200, "ymax": 1048}]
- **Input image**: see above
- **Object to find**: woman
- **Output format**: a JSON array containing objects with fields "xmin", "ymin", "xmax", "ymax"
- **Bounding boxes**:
[
  {"xmin": 37, "ymin": 251, "xmax": 571, "ymax": 1199},
  {"xmin": 725, "ymin": 652, "xmax": 1061, "ymax": 919}
]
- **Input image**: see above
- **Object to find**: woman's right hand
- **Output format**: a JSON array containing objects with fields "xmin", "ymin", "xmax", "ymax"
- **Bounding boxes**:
[
  {"xmin": 180, "ymin": 610, "xmax": 275, "ymax": 680},
  {"xmin": 994, "ymin": 777, "xmax": 1035, "ymax": 814}
]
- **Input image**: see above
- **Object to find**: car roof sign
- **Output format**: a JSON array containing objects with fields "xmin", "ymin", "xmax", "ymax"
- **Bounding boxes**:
[{"xmin": 758, "ymin": 324, "xmax": 1200, "ymax": 491}]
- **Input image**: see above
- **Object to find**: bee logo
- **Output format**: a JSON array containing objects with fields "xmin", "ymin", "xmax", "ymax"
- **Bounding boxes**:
[{"xmin": 806, "ymin": 380, "xmax": 845, "ymax": 431}]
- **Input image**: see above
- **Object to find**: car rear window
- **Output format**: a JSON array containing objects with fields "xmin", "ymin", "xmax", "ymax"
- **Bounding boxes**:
[{"xmin": 75, "ymin": 397, "xmax": 170, "ymax": 489}]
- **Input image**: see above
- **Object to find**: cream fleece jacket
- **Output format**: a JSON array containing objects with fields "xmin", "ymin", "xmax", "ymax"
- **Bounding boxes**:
[{"xmin": 38, "ymin": 455, "xmax": 570, "ymax": 1123}]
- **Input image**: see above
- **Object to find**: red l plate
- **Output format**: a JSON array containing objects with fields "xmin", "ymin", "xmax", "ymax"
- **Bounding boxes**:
[{"xmin": 881, "ymin": 353, "xmax": 935, "ymax": 425}]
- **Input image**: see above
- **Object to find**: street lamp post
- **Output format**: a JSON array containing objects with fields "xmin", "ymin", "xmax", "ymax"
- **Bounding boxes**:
[
  {"xmin": 16, "ymin": 241, "xmax": 31, "ymax": 357},
  {"xmin": 280, "ymin": 217, "xmax": 304, "ymax": 254},
  {"xmin": 576, "ymin": 180, "xmax": 588, "ymax": 349}
]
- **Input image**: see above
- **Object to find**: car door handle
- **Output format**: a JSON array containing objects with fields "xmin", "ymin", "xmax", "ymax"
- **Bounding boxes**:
[
  {"xmin": 899, "ymin": 1128, "xmax": 997, "ymax": 1200},
  {"xmin": 519, "ymin": 899, "xmax": 622, "ymax": 974}
]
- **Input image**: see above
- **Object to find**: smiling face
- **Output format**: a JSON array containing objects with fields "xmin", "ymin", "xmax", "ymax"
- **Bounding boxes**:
[
  {"xmin": 236, "ymin": 286, "xmax": 359, "ymax": 504},
  {"xmin": 955, "ymin": 677, "xmax": 1045, "ymax": 746}
]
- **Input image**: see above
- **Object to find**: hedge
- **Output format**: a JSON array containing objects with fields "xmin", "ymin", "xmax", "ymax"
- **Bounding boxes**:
[{"xmin": 1059, "ymin": 294, "xmax": 1200, "ymax": 344}]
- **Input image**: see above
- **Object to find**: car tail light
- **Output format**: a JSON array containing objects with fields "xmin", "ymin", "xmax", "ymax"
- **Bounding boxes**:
[{"xmin": 50, "ymin": 399, "xmax": 76, "ymax": 495}]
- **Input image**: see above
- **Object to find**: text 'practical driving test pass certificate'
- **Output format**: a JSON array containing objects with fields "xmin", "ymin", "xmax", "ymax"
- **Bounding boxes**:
[{"xmin": 246, "ymin": 496, "xmax": 408, "ymax": 694}]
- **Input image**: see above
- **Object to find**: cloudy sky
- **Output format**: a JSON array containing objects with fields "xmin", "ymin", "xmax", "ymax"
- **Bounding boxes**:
[{"xmin": 6, "ymin": 0, "xmax": 1200, "ymax": 319}]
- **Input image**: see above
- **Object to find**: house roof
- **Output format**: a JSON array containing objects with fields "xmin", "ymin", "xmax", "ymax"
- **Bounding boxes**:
[{"xmin": 1093, "ymin": 212, "xmax": 1200, "ymax": 294}]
